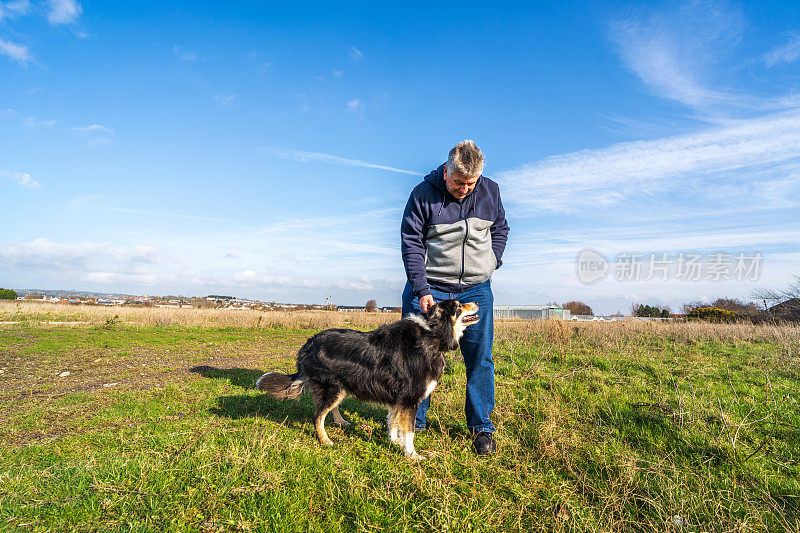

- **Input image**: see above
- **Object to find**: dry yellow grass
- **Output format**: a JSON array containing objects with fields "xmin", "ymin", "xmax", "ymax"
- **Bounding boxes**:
[
  {"xmin": 0, "ymin": 300, "xmax": 399, "ymax": 329},
  {"xmin": 3, "ymin": 300, "xmax": 798, "ymax": 346}
]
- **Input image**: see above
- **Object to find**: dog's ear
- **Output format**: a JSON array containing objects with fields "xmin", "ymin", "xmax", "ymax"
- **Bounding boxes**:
[{"xmin": 426, "ymin": 303, "xmax": 441, "ymax": 319}]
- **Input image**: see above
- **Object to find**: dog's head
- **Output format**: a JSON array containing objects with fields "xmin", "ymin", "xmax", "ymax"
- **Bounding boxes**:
[{"xmin": 425, "ymin": 299, "xmax": 479, "ymax": 350}]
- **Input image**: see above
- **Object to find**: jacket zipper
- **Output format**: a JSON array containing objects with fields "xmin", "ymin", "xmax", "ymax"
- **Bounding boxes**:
[{"xmin": 458, "ymin": 202, "xmax": 468, "ymax": 290}]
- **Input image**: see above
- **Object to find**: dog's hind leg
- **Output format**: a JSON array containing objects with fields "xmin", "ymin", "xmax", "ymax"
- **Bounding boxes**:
[
  {"xmin": 387, "ymin": 407, "xmax": 403, "ymax": 446},
  {"xmin": 311, "ymin": 384, "xmax": 346, "ymax": 446}
]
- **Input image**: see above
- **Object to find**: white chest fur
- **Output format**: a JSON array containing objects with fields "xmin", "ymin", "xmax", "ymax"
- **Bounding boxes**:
[{"xmin": 424, "ymin": 380, "xmax": 438, "ymax": 398}]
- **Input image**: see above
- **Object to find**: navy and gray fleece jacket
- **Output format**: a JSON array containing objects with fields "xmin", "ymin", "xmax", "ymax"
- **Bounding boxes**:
[{"xmin": 401, "ymin": 164, "xmax": 510, "ymax": 299}]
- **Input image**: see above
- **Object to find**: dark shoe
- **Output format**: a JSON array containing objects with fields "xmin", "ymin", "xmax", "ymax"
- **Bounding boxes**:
[{"xmin": 473, "ymin": 432, "xmax": 496, "ymax": 455}]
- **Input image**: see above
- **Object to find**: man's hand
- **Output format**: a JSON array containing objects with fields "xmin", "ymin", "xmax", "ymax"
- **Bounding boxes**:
[{"xmin": 419, "ymin": 295, "xmax": 435, "ymax": 313}]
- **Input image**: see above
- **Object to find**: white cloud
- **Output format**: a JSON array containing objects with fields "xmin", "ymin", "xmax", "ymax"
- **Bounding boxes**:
[
  {"xmin": 72, "ymin": 124, "xmax": 113, "ymax": 135},
  {"xmin": 0, "ymin": 38, "xmax": 32, "ymax": 65},
  {"xmin": 1, "ymin": 108, "xmax": 18, "ymax": 117},
  {"xmin": 84, "ymin": 272, "xmax": 157, "ymax": 284},
  {"xmin": 0, "ymin": 169, "xmax": 39, "ymax": 189},
  {"xmin": 764, "ymin": 34, "xmax": 800, "ymax": 67},
  {"xmin": 213, "ymin": 92, "xmax": 237, "ymax": 106},
  {"xmin": 0, "ymin": 239, "xmax": 163, "ymax": 286},
  {"xmin": 259, "ymin": 147, "xmax": 421, "ymax": 176},
  {"xmin": 72, "ymin": 123, "xmax": 114, "ymax": 146},
  {"xmin": 332, "ymin": 70, "xmax": 343, "ymax": 78},
  {"xmin": 0, "ymin": 0, "xmax": 30, "ymax": 21},
  {"xmin": 46, "ymin": 0, "xmax": 81, "ymax": 25},
  {"xmin": 346, "ymin": 97, "xmax": 364, "ymax": 113},
  {"xmin": 497, "ymin": 109, "xmax": 800, "ymax": 213},
  {"xmin": 0, "ymin": 238, "xmax": 111, "ymax": 269},
  {"xmin": 348, "ymin": 46, "xmax": 364, "ymax": 61},
  {"xmin": 0, "ymin": 223, "xmax": 399, "ymax": 303},
  {"xmin": 23, "ymin": 116, "xmax": 56, "ymax": 129},
  {"xmin": 172, "ymin": 45, "xmax": 198, "ymax": 61},
  {"xmin": 69, "ymin": 195, "xmax": 227, "ymax": 222},
  {"xmin": 607, "ymin": 1, "xmax": 771, "ymax": 119},
  {"xmin": 232, "ymin": 270, "xmax": 375, "ymax": 292}
]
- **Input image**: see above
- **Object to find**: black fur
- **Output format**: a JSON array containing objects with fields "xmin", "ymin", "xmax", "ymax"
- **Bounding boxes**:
[{"xmin": 256, "ymin": 299, "xmax": 479, "ymax": 458}]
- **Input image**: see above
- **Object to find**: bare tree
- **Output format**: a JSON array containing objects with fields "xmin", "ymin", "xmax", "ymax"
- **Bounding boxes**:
[
  {"xmin": 562, "ymin": 301, "xmax": 593, "ymax": 316},
  {"xmin": 365, "ymin": 299, "xmax": 378, "ymax": 312},
  {"xmin": 753, "ymin": 275, "xmax": 800, "ymax": 322}
]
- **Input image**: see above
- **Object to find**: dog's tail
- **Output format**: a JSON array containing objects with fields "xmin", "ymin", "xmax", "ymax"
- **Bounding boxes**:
[{"xmin": 255, "ymin": 371, "xmax": 306, "ymax": 400}]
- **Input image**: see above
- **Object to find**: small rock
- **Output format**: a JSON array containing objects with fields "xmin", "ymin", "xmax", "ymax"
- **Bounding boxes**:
[{"xmin": 59, "ymin": 371, "xmax": 70, "ymax": 377}]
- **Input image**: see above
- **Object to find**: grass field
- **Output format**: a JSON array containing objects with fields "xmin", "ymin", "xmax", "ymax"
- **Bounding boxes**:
[{"xmin": 1, "ymin": 301, "xmax": 799, "ymax": 531}]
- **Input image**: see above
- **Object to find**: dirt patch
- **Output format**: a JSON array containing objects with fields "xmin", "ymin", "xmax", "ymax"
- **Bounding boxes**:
[{"xmin": 0, "ymin": 327, "xmax": 303, "ymax": 425}]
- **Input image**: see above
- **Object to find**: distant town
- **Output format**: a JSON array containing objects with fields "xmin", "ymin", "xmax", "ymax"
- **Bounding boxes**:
[
  {"xmin": 8, "ymin": 289, "xmax": 401, "ymax": 313},
  {"xmin": 5, "ymin": 288, "xmax": 796, "ymax": 323}
]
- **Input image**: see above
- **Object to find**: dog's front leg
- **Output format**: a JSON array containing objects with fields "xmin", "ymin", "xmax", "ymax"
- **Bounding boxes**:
[
  {"xmin": 397, "ymin": 408, "xmax": 421, "ymax": 460},
  {"xmin": 331, "ymin": 407, "xmax": 350, "ymax": 427}
]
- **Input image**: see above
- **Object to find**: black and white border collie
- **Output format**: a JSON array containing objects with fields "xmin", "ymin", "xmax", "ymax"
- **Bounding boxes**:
[{"xmin": 256, "ymin": 299, "xmax": 479, "ymax": 460}]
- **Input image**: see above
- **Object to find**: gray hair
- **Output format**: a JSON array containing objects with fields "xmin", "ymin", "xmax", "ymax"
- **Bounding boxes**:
[{"xmin": 447, "ymin": 140, "xmax": 485, "ymax": 178}]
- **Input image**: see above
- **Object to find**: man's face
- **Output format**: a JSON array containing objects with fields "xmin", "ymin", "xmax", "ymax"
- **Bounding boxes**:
[{"xmin": 444, "ymin": 165, "xmax": 480, "ymax": 200}]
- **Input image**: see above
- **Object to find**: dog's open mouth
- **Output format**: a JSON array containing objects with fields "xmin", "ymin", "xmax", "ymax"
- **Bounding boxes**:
[{"xmin": 461, "ymin": 309, "xmax": 480, "ymax": 324}]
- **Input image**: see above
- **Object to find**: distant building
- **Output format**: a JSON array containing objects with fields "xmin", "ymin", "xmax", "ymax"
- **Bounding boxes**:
[
  {"xmin": 493, "ymin": 305, "xmax": 570, "ymax": 320},
  {"xmin": 568, "ymin": 314, "xmax": 620, "ymax": 321}
]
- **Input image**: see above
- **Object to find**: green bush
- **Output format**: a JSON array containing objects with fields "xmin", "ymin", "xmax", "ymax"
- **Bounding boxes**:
[
  {"xmin": 0, "ymin": 288, "xmax": 17, "ymax": 300},
  {"xmin": 687, "ymin": 306, "xmax": 737, "ymax": 323}
]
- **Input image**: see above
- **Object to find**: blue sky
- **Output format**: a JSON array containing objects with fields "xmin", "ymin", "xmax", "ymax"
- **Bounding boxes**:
[{"xmin": 1, "ymin": 0, "xmax": 799, "ymax": 313}]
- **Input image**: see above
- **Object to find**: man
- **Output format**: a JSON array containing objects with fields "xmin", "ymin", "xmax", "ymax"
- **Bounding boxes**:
[{"xmin": 400, "ymin": 140, "xmax": 509, "ymax": 455}]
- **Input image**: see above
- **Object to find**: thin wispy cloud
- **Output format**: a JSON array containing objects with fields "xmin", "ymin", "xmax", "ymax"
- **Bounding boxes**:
[
  {"xmin": 764, "ymin": 34, "xmax": 800, "ymax": 67},
  {"xmin": 0, "ymin": 169, "xmax": 40, "ymax": 189},
  {"xmin": 510, "ymin": 224, "xmax": 800, "ymax": 262},
  {"xmin": 0, "ymin": 38, "xmax": 32, "ymax": 65},
  {"xmin": 348, "ymin": 46, "xmax": 364, "ymax": 61},
  {"xmin": 46, "ymin": 0, "xmax": 81, "ymax": 25},
  {"xmin": 346, "ymin": 97, "xmax": 364, "ymax": 113},
  {"xmin": 22, "ymin": 116, "xmax": 56, "ymax": 129},
  {"xmin": 497, "ymin": 109, "xmax": 800, "ymax": 213},
  {"xmin": 70, "ymin": 196, "xmax": 228, "ymax": 222},
  {"xmin": 332, "ymin": 70, "xmax": 343, "ymax": 78},
  {"xmin": 213, "ymin": 92, "xmax": 237, "ymax": 106},
  {"xmin": 259, "ymin": 147, "xmax": 421, "ymax": 176},
  {"xmin": 608, "ymin": 1, "xmax": 762, "ymax": 120},
  {"xmin": 72, "ymin": 124, "xmax": 113, "ymax": 135},
  {"xmin": 245, "ymin": 50, "xmax": 273, "ymax": 67},
  {"xmin": 172, "ymin": 44, "xmax": 198, "ymax": 61},
  {"xmin": 0, "ymin": 0, "xmax": 30, "ymax": 21},
  {"xmin": 72, "ymin": 123, "xmax": 115, "ymax": 146},
  {"xmin": 1, "ymin": 108, "xmax": 18, "ymax": 117}
]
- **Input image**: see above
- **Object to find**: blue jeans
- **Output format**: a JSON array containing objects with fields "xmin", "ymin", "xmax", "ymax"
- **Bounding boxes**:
[{"xmin": 401, "ymin": 279, "xmax": 495, "ymax": 434}]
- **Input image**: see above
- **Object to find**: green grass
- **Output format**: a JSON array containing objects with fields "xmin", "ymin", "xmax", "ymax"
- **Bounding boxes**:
[{"xmin": 0, "ymin": 321, "xmax": 799, "ymax": 531}]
